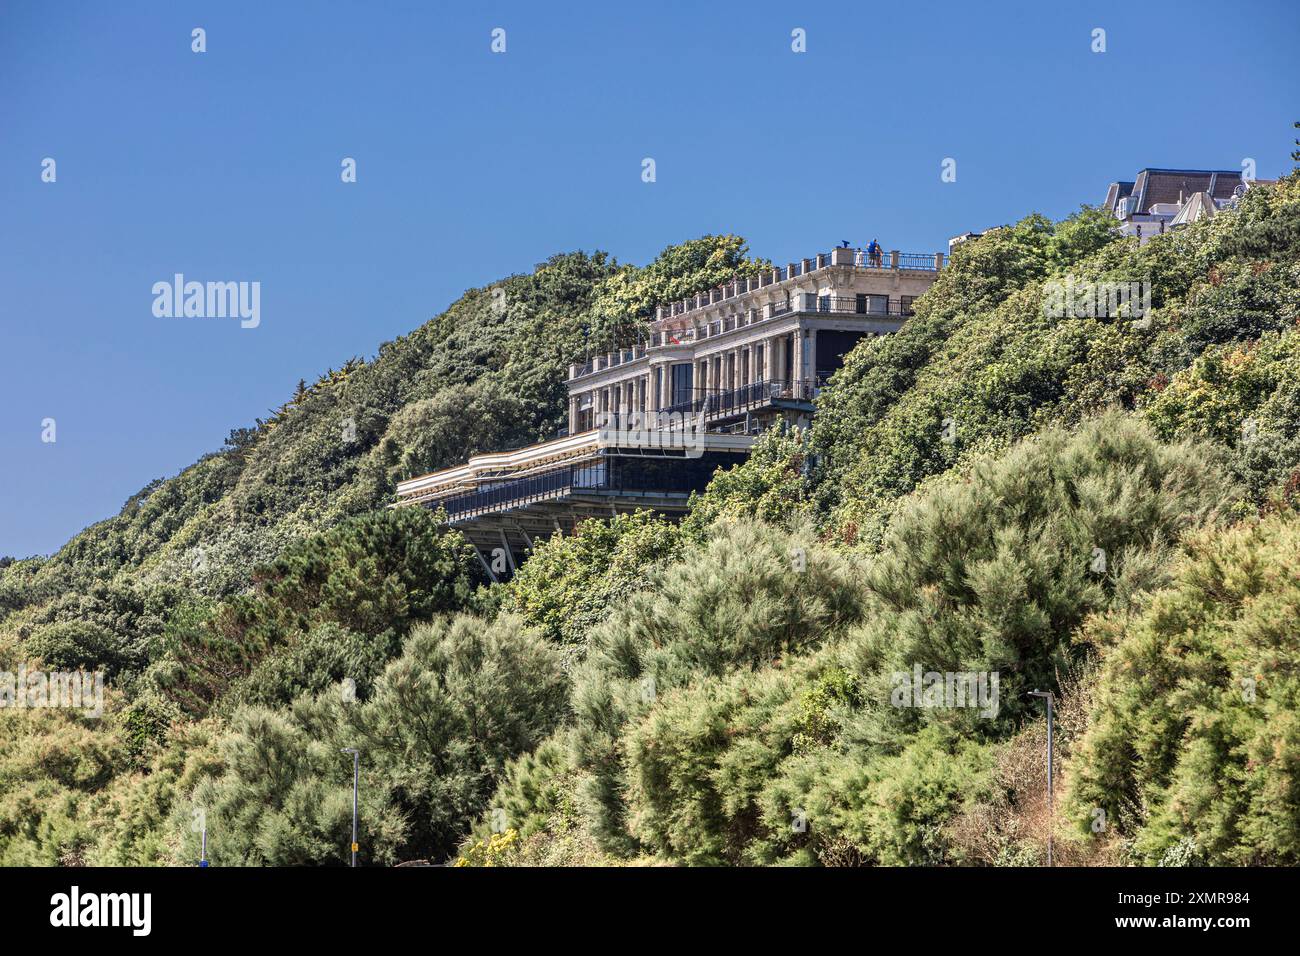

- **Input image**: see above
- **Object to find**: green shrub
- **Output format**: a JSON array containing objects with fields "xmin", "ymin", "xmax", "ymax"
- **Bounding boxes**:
[
  {"xmin": 162, "ymin": 507, "xmax": 481, "ymax": 715},
  {"xmin": 502, "ymin": 511, "xmax": 687, "ymax": 650},
  {"xmin": 570, "ymin": 520, "xmax": 868, "ymax": 853},
  {"xmin": 183, "ymin": 612, "xmax": 568, "ymax": 865},
  {"xmin": 839, "ymin": 413, "xmax": 1238, "ymax": 746},
  {"xmin": 1063, "ymin": 511, "xmax": 1300, "ymax": 864}
]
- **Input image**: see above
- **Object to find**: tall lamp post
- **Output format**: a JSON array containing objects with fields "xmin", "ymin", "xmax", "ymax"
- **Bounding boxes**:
[
  {"xmin": 341, "ymin": 747, "xmax": 359, "ymax": 867},
  {"xmin": 1028, "ymin": 690, "xmax": 1055, "ymax": 867}
]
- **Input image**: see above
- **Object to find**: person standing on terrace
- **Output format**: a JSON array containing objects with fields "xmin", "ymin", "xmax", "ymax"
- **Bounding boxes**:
[{"xmin": 867, "ymin": 238, "xmax": 883, "ymax": 267}]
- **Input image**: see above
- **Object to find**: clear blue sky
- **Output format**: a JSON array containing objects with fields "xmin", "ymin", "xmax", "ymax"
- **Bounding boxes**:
[{"xmin": 2, "ymin": 0, "xmax": 1297, "ymax": 558}]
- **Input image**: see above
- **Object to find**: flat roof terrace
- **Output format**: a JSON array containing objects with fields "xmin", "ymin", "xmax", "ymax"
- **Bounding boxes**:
[{"xmin": 569, "ymin": 245, "xmax": 944, "ymax": 382}]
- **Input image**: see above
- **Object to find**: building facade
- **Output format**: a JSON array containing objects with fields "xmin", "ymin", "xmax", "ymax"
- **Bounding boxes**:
[
  {"xmin": 567, "ymin": 245, "xmax": 944, "ymax": 436},
  {"xmin": 394, "ymin": 244, "xmax": 945, "ymax": 576}
]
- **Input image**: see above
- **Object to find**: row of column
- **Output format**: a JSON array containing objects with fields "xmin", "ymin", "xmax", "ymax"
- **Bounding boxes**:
[
  {"xmin": 572, "ymin": 374, "xmax": 655, "ymax": 427},
  {"xmin": 695, "ymin": 330, "xmax": 816, "ymax": 394},
  {"xmin": 568, "ymin": 329, "xmax": 820, "ymax": 432}
]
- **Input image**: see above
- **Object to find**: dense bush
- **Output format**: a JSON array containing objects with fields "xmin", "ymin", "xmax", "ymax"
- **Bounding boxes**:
[
  {"xmin": 1063, "ymin": 511, "xmax": 1300, "ymax": 865},
  {"xmin": 569, "ymin": 520, "xmax": 869, "ymax": 853},
  {"xmin": 159, "ymin": 506, "xmax": 481, "ymax": 715},
  {"xmin": 568, "ymin": 415, "xmax": 1236, "ymax": 865},
  {"xmin": 838, "ymin": 414, "xmax": 1238, "ymax": 745},
  {"xmin": 182, "ymin": 613, "xmax": 568, "ymax": 865},
  {"xmin": 501, "ymin": 510, "xmax": 688, "ymax": 651}
]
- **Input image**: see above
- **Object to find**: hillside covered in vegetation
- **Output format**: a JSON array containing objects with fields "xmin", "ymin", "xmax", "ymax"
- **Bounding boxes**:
[{"xmin": 2, "ymin": 175, "xmax": 1297, "ymax": 867}]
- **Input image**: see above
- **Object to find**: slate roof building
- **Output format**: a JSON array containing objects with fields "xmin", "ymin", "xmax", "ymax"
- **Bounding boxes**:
[{"xmin": 1102, "ymin": 167, "xmax": 1267, "ymax": 243}]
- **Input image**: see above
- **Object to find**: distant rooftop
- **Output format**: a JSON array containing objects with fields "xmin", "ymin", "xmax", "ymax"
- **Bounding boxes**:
[{"xmin": 1104, "ymin": 168, "xmax": 1243, "ymax": 218}]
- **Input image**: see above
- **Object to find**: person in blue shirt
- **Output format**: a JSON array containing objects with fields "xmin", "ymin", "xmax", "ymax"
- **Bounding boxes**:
[{"xmin": 866, "ymin": 238, "xmax": 882, "ymax": 267}]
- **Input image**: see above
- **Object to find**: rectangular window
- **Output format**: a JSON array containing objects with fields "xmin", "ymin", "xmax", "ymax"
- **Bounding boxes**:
[{"xmin": 671, "ymin": 363, "xmax": 693, "ymax": 407}]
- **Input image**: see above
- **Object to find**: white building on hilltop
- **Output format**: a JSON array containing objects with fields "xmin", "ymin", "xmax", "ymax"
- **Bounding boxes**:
[{"xmin": 1103, "ymin": 167, "xmax": 1270, "ymax": 244}]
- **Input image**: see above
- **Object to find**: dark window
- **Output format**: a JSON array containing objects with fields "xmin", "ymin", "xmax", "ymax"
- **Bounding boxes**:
[{"xmin": 670, "ymin": 363, "xmax": 693, "ymax": 406}]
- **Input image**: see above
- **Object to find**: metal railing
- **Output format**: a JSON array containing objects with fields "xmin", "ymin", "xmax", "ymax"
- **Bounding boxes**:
[
  {"xmin": 651, "ymin": 249, "xmax": 941, "ymax": 319},
  {"xmin": 660, "ymin": 378, "xmax": 817, "ymax": 418},
  {"xmin": 437, "ymin": 464, "xmax": 579, "ymax": 520},
  {"xmin": 806, "ymin": 295, "xmax": 915, "ymax": 317}
]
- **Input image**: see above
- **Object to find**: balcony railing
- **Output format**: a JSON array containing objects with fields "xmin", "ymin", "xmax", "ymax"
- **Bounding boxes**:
[
  {"xmin": 659, "ymin": 378, "xmax": 817, "ymax": 419},
  {"xmin": 659, "ymin": 249, "xmax": 941, "ymax": 313},
  {"xmin": 439, "ymin": 463, "xmax": 581, "ymax": 520}
]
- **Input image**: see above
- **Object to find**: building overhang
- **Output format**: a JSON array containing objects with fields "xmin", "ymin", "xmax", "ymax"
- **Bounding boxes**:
[{"xmin": 393, "ymin": 429, "xmax": 755, "ymax": 507}]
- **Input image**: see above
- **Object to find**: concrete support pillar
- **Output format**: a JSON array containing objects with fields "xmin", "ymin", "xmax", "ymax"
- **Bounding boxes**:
[{"xmin": 806, "ymin": 328, "xmax": 818, "ymax": 383}]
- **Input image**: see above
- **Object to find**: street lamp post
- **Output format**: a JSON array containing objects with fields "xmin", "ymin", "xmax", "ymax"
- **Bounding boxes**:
[
  {"xmin": 1028, "ymin": 690, "xmax": 1055, "ymax": 867},
  {"xmin": 341, "ymin": 748, "xmax": 359, "ymax": 867}
]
